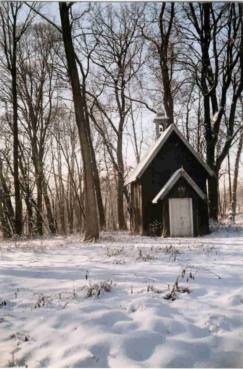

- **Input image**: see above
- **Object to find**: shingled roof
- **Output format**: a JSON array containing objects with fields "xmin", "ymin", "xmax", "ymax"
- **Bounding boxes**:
[{"xmin": 125, "ymin": 124, "xmax": 214, "ymax": 185}]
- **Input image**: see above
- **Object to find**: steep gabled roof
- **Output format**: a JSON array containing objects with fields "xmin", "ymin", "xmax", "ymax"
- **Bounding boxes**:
[
  {"xmin": 125, "ymin": 124, "xmax": 214, "ymax": 185},
  {"xmin": 152, "ymin": 168, "xmax": 207, "ymax": 204}
]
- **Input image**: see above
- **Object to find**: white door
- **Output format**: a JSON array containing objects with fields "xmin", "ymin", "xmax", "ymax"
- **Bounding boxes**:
[{"xmin": 169, "ymin": 198, "xmax": 193, "ymax": 237}]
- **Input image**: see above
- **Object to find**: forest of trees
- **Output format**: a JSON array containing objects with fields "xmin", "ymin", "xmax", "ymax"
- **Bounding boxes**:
[{"xmin": 0, "ymin": 2, "xmax": 242, "ymax": 240}]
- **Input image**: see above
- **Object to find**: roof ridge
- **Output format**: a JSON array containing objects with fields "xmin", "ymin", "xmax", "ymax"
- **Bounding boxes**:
[{"xmin": 125, "ymin": 124, "xmax": 214, "ymax": 185}]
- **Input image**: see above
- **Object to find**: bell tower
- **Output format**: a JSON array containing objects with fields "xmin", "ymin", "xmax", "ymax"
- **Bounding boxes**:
[{"xmin": 153, "ymin": 110, "xmax": 170, "ymax": 138}]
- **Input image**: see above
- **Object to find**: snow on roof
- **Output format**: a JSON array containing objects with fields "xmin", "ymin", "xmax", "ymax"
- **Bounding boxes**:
[
  {"xmin": 125, "ymin": 124, "xmax": 214, "ymax": 185},
  {"xmin": 152, "ymin": 168, "xmax": 207, "ymax": 204}
]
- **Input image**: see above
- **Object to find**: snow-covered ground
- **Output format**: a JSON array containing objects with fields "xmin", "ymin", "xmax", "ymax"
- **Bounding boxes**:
[{"xmin": 1, "ymin": 225, "xmax": 243, "ymax": 368}]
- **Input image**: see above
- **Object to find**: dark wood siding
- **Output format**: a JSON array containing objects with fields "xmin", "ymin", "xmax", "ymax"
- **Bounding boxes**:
[{"xmin": 140, "ymin": 131, "xmax": 209, "ymax": 235}]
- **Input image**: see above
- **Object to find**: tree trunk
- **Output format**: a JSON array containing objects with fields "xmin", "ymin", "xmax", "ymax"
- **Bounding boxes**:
[
  {"xmin": 160, "ymin": 59, "xmax": 174, "ymax": 125},
  {"xmin": 43, "ymin": 182, "xmax": 56, "ymax": 234},
  {"xmin": 36, "ymin": 171, "xmax": 43, "ymax": 235},
  {"xmin": 208, "ymin": 173, "xmax": 219, "ymax": 221},
  {"xmin": 56, "ymin": 144, "xmax": 66, "ymax": 234},
  {"xmin": 89, "ymin": 133, "xmax": 106, "ymax": 230},
  {"xmin": 12, "ymin": 41, "xmax": 22, "ymax": 235},
  {"xmin": 159, "ymin": 3, "xmax": 175, "ymax": 125},
  {"xmin": 232, "ymin": 130, "xmax": 243, "ymax": 222},
  {"xmin": 227, "ymin": 153, "xmax": 232, "ymax": 207},
  {"xmin": 0, "ymin": 166, "xmax": 14, "ymax": 238},
  {"xmin": 66, "ymin": 182, "xmax": 74, "ymax": 234},
  {"xmin": 117, "ymin": 135, "xmax": 127, "ymax": 230},
  {"xmin": 59, "ymin": 2, "xmax": 99, "ymax": 241},
  {"xmin": 203, "ymin": 86, "xmax": 218, "ymax": 221},
  {"xmin": 0, "ymin": 196, "xmax": 12, "ymax": 238},
  {"xmin": 117, "ymin": 175, "xmax": 127, "ymax": 230},
  {"xmin": 25, "ymin": 189, "xmax": 33, "ymax": 237}
]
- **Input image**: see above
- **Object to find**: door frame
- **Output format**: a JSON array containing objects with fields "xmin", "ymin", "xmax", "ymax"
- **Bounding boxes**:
[{"xmin": 169, "ymin": 198, "xmax": 194, "ymax": 237}]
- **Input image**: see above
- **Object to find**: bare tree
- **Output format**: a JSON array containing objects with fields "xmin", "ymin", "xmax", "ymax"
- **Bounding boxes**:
[
  {"xmin": 181, "ymin": 3, "xmax": 243, "ymax": 220},
  {"xmin": 232, "ymin": 98, "xmax": 243, "ymax": 222},
  {"xmin": 59, "ymin": 2, "xmax": 99, "ymax": 241},
  {"xmin": 140, "ymin": 3, "xmax": 177, "ymax": 124},
  {"xmin": 90, "ymin": 4, "xmax": 144, "ymax": 229},
  {"xmin": 18, "ymin": 23, "xmax": 58, "ymax": 235},
  {"xmin": 0, "ymin": 2, "xmax": 35, "ymax": 234}
]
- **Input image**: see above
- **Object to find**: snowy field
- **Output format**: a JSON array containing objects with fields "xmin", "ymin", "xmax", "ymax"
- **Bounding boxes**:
[{"xmin": 1, "ymin": 225, "xmax": 243, "ymax": 368}]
